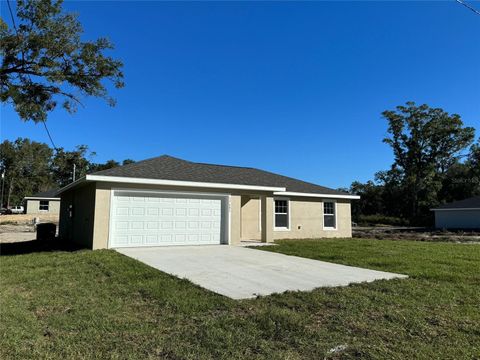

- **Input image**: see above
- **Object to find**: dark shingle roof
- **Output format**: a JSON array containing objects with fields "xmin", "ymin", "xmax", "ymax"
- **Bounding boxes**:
[
  {"xmin": 27, "ymin": 189, "xmax": 60, "ymax": 199},
  {"xmin": 91, "ymin": 155, "xmax": 348, "ymax": 196},
  {"xmin": 434, "ymin": 196, "xmax": 480, "ymax": 210}
]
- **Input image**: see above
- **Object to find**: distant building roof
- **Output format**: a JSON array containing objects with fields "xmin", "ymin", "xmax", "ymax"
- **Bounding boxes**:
[
  {"xmin": 24, "ymin": 189, "xmax": 60, "ymax": 200},
  {"xmin": 432, "ymin": 196, "xmax": 480, "ymax": 210}
]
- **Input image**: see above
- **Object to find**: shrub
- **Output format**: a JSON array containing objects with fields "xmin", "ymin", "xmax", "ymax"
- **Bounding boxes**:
[{"xmin": 357, "ymin": 214, "xmax": 409, "ymax": 227}]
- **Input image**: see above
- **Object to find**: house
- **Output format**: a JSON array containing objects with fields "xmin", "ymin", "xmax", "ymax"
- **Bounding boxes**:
[
  {"xmin": 24, "ymin": 189, "xmax": 60, "ymax": 215},
  {"xmin": 431, "ymin": 196, "xmax": 480, "ymax": 229},
  {"xmin": 57, "ymin": 155, "xmax": 360, "ymax": 249}
]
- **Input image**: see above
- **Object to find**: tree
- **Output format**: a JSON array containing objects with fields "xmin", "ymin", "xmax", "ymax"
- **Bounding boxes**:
[
  {"xmin": 0, "ymin": 138, "xmax": 54, "ymax": 207},
  {"xmin": 382, "ymin": 102, "xmax": 475, "ymax": 223},
  {"xmin": 1, "ymin": 0, "xmax": 124, "ymax": 122},
  {"xmin": 89, "ymin": 158, "xmax": 135, "ymax": 172},
  {"xmin": 464, "ymin": 139, "xmax": 480, "ymax": 195},
  {"xmin": 0, "ymin": 137, "xmax": 135, "ymax": 207},
  {"xmin": 349, "ymin": 181, "xmax": 385, "ymax": 221},
  {"xmin": 439, "ymin": 162, "xmax": 472, "ymax": 204},
  {"xmin": 374, "ymin": 168, "xmax": 406, "ymax": 219},
  {"xmin": 51, "ymin": 145, "xmax": 92, "ymax": 187},
  {"xmin": 122, "ymin": 159, "xmax": 135, "ymax": 166},
  {"xmin": 89, "ymin": 159, "xmax": 120, "ymax": 172}
]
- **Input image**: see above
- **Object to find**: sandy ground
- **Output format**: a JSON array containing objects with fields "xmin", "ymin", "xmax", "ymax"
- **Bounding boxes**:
[
  {"xmin": 0, "ymin": 214, "xmax": 59, "ymax": 243},
  {"xmin": 0, "ymin": 213, "xmax": 59, "ymax": 225},
  {"xmin": 0, "ymin": 232, "xmax": 36, "ymax": 243},
  {"xmin": 1, "ymin": 223, "xmax": 37, "ymax": 243}
]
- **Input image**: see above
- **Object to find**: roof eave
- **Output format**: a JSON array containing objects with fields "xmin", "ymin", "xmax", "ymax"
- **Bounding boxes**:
[
  {"xmin": 24, "ymin": 197, "xmax": 61, "ymax": 201},
  {"xmin": 273, "ymin": 191, "xmax": 360, "ymax": 200},
  {"xmin": 58, "ymin": 174, "xmax": 287, "ymax": 194},
  {"xmin": 56, "ymin": 176, "xmax": 88, "ymax": 195}
]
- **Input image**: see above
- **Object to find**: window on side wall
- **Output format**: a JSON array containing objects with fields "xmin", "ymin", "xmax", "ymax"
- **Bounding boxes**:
[
  {"xmin": 323, "ymin": 201, "xmax": 336, "ymax": 229},
  {"xmin": 274, "ymin": 199, "xmax": 289, "ymax": 230},
  {"xmin": 39, "ymin": 200, "xmax": 49, "ymax": 211}
]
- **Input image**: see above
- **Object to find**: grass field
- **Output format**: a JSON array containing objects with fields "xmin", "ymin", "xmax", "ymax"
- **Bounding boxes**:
[{"xmin": 1, "ymin": 239, "xmax": 479, "ymax": 359}]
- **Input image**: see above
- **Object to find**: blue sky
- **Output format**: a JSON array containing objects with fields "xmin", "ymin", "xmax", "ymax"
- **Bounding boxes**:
[{"xmin": 1, "ymin": 1, "xmax": 479, "ymax": 189}]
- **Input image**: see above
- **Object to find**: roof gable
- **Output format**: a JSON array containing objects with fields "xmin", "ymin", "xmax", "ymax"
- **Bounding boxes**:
[{"xmin": 25, "ymin": 189, "xmax": 60, "ymax": 199}]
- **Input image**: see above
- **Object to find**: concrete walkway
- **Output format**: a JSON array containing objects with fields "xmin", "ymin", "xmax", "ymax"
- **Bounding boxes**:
[{"xmin": 116, "ymin": 246, "xmax": 407, "ymax": 299}]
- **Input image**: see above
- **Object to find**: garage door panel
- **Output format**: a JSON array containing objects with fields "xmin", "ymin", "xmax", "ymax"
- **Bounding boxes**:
[{"xmin": 110, "ymin": 191, "xmax": 227, "ymax": 248}]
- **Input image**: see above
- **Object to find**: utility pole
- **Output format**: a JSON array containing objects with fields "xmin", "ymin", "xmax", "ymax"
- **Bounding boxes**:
[
  {"xmin": 0, "ymin": 172, "xmax": 4, "ymax": 209},
  {"xmin": 73, "ymin": 163, "xmax": 76, "ymax": 182}
]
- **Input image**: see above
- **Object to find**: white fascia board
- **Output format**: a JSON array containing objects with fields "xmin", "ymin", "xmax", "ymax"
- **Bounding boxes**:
[
  {"xmin": 86, "ymin": 175, "xmax": 287, "ymax": 192},
  {"xmin": 24, "ymin": 197, "xmax": 60, "ymax": 201},
  {"xmin": 273, "ymin": 191, "xmax": 361, "ymax": 200},
  {"xmin": 431, "ymin": 208, "xmax": 480, "ymax": 211}
]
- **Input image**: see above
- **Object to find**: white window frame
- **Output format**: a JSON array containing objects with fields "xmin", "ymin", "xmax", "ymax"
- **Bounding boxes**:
[
  {"xmin": 39, "ymin": 200, "xmax": 49, "ymax": 212},
  {"xmin": 273, "ymin": 197, "xmax": 290, "ymax": 231},
  {"xmin": 323, "ymin": 200, "xmax": 337, "ymax": 230}
]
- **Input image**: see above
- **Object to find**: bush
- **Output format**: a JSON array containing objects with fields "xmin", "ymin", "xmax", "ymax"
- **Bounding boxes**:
[{"xmin": 357, "ymin": 214, "xmax": 409, "ymax": 227}]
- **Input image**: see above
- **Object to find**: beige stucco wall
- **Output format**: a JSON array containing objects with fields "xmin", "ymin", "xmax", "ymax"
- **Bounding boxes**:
[
  {"xmin": 239, "ymin": 195, "xmax": 352, "ymax": 240},
  {"xmin": 60, "ymin": 181, "xmax": 352, "ymax": 249},
  {"xmin": 90, "ymin": 183, "xmax": 255, "ymax": 249},
  {"xmin": 273, "ymin": 198, "xmax": 352, "ymax": 240},
  {"xmin": 92, "ymin": 183, "xmax": 112, "ymax": 249},
  {"xmin": 58, "ymin": 183, "xmax": 96, "ymax": 248},
  {"xmin": 229, "ymin": 195, "xmax": 242, "ymax": 246},
  {"xmin": 435, "ymin": 210, "xmax": 480, "ymax": 229},
  {"xmin": 241, "ymin": 197, "xmax": 262, "ymax": 240},
  {"xmin": 261, "ymin": 196, "xmax": 274, "ymax": 243},
  {"xmin": 26, "ymin": 199, "xmax": 60, "ymax": 214}
]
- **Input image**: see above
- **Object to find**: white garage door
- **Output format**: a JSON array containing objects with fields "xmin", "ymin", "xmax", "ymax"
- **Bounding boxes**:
[{"xmin": 109, "ymin": 190, "xmax": 228, "ymax": 248}]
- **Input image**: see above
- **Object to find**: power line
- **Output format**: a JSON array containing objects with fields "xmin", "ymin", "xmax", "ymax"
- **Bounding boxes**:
[
  {"xmin": 6, "ymin": 0, "xmax": 18, "ymax": 32},
  {"xmin": 456, "ymin": 0, "xmax": 480, "ymax": 16},
  {"xmin": 42, "ymin": 120, "xmax": 58, "ymax": 151}
]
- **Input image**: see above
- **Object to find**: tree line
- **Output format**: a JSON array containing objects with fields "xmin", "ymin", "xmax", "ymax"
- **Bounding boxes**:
[
  {"xmin": 2, "ymin": 103, "xmax": 478, "ymax": 225},
  {"xmin": 345, "ymin": 102, "xmax": 479, "ymax": 226},
  {"xmin": 0, "ymin": 138, "xmax": 133, "ymax": 208}
]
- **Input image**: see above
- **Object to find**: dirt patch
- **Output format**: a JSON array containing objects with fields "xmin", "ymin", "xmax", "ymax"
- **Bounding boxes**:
[
  {"xmin": 0, "ymin": 213, "xmax": 59, "ymax": 225},
  {"xmin": 353, "ymin": 226, "xmax": 480, "ymax": 243},
  {"xmin": 0, "ymin": 232, "xmax": 36, "ymax": 243},
  {"xmin": 0, "ymin": 219, "xmax": 59, "ymax": 244}
]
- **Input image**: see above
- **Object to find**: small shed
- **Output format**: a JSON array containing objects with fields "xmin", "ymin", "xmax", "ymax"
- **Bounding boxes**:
[
  {"xmin": 431, "ymin": 196, "xmax": 480, "ymax": 230},
  {"xmin": 24, "ymin": 189, "xmax": 60, "ymax": 215}
]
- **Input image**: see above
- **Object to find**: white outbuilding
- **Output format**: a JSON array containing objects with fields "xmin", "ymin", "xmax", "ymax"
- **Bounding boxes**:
[
  {"xmin": 24, "ymin": 189, "xmax": 60, "ymax": 215},
  {"xmin": 431, "ymin": 196, "xmax": 480, "ymax": 230}
]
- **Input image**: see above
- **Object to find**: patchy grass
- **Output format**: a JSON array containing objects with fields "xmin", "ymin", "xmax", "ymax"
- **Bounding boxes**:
[
  {"xmin": 0, "ymin": 213, "xmax": 59, "ymax": 225},
  {"xmin": 1, "ymin": 239, "xmax": 479, "ymax": 359}
]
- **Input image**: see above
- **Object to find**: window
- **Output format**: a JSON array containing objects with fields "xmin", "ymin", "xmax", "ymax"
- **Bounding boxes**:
[
  {"xmin": 323, "ymin": 201, "xmax": 336, "ymax": 229},
  {"xmin": 274, "ymin": 199, "xmax": 289, "ymax": 229},
  {"xmin": 39, "ymin": 200, "xmax": 49, "ymax": 211}
]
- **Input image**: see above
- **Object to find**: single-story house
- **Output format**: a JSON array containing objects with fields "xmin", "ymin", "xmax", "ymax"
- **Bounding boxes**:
[
  {"xmin": 431, "ymin": 196, "xmax": 480, "ymax": 229},
  {"xmin": 24, "ymin": 189, "xmax": 60, "ymax": 215},
  {"xmin": 58, "ymin": 155, "xmax": 360, "ymax": 249}
]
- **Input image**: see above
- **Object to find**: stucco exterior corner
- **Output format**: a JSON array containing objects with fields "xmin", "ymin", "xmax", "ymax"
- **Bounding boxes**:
[{"xmin": 92, "ymin": 184, "xmax": 112, "ymax": 250}]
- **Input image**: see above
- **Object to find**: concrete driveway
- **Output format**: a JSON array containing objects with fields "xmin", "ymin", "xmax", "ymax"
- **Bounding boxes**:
[{"xmin": 117, "ymin": 246, "xmax": 407, "ymax": 299}]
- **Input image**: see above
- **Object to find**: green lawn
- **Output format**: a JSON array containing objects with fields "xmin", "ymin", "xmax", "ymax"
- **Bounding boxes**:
[{"xmin": 1, "ymin": 239, "xmax": 479, "ymax": 359}]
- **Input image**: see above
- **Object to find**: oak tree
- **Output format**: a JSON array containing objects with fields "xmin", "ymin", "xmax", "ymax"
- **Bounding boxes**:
[
  {"xmin": 382, "ymin": 102, "xmax": 475, "ymax": 221},
  {"xmin": 1, "ymin": 0, "xmax": 124, "ymax": 122}
]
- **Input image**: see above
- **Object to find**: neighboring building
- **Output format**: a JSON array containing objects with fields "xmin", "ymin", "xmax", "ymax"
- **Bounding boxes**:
[
  {"xmin": 24, "ymin": 189, "xmax": 60, "ymax": 215},
  {"xmin": 58, "ymin": 155, "xmax": 360, "ymax": 249},
  {"xmin": 431, "ymin": 196, "xmax": 480, "ymax": 229}
]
